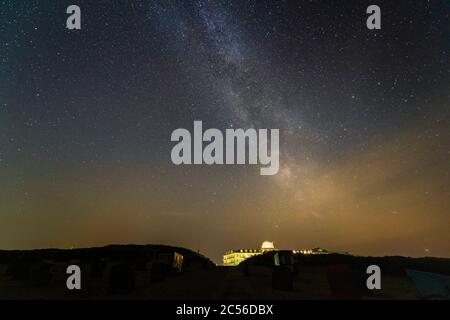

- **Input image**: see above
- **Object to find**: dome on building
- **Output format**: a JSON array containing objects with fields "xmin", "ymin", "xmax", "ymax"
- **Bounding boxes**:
[{"xmin": 261, "ymin": 241, "xmax": 275, "ymax": 251}]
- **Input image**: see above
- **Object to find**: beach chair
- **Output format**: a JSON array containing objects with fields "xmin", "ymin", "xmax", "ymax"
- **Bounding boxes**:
[{"xmin": 326, "ymin": 264, "xmax": 361, "ymax": 299}]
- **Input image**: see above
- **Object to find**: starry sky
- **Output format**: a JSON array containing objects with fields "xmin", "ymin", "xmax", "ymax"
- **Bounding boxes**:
[{"xmin": 0, "ymin": 0, "xmax": 449, "ymax": 263}]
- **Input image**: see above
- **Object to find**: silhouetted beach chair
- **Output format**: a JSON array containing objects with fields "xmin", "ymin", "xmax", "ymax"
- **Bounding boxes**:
[
  {"xmin": 90, "ymin": 258, "xmax": 107, "ymax": 278},
  {"xmin": 148, "ymin": 262, "xmax": 169, "ymax": 283},
  {"xmin": 326, "ymin": 264, "xmax": 361, "ymax": 299},
  {"xmin": 272, "ymin": 266, "xmax": 294, "ymax": 291},
  {"xmin": 28, "ymin": 260, "xmax": 53, "ymax": 287},
  {"xmin": 272, "ymin": 252, "xmax": 295, "ymax": 291},
  {"xmin": 108, "ymin": 263, "xmax": 135, "ymax": 294},
  {"xmin": 6, "ymin": 261, "xmax": 30, "ymax": 281}
]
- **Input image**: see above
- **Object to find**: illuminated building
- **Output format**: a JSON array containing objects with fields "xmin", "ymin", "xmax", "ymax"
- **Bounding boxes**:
[
  {"xmin": 292, "ymin": 248, "xmax": 330, "ymax": 255},
  {"xmin": 223, "ymin": 241, "xmax": 276, "ymax": 266}
]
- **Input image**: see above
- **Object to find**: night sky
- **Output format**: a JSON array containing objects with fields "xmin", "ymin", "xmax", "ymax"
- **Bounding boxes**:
[{"xmin": 0, "ymin": 0, "xmax": 449, "ymax": 263}]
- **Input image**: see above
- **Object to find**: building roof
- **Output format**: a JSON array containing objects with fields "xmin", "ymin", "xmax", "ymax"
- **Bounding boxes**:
[{"xmin": 261, "ymin": 241, "xmax": 275, "ymax": 251}]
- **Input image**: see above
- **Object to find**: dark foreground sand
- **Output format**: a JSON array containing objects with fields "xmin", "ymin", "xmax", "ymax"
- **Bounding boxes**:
[{"xmin": 0, "ymin": 264, "xmax": 420, "ymax": 300}]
